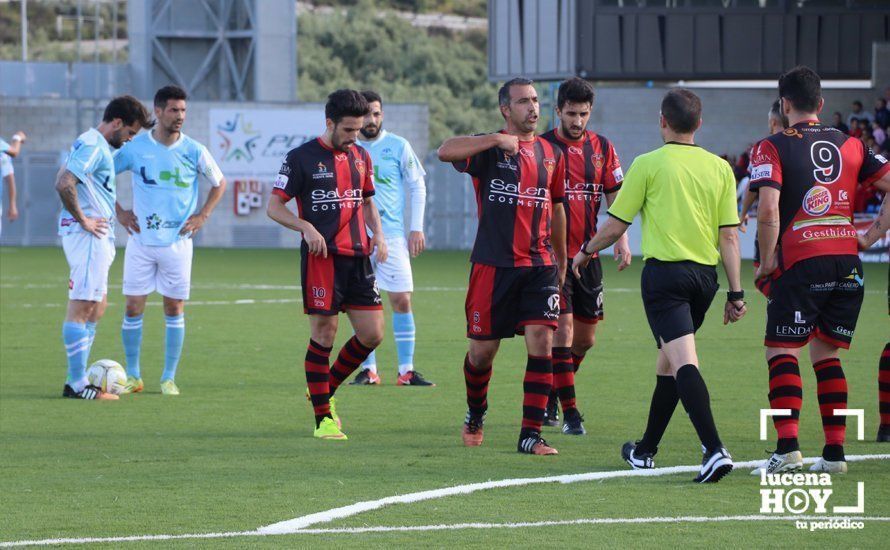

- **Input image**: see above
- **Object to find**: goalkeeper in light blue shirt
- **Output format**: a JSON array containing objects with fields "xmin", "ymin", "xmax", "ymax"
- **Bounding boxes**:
[
  {"xmin": 114, "ymin": 86, "xmax": 227, "ymax": 396},
  {"xmin": 351, "ymin": 90, "xmax": 434, "ymax": 386}
]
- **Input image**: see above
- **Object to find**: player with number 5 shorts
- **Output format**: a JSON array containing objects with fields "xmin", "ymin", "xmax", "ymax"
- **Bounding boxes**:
[{"xmin": 114, "ymin": 86, "xmax": 227, "ymax": 396}]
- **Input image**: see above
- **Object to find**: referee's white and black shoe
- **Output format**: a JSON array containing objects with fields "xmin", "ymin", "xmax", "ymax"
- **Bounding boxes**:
[
  {"xmin": 621, "ymin": 440, "xmax": 655, "ymax": 469},
  {"xmin": 695, "ymin": 447, "xmax": 733, "ymax": 483}
]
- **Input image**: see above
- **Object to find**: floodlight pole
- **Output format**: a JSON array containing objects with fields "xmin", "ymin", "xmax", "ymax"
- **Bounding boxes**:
[{"xmin": 20, "ymin": 0, "xmax": 27, "ymax": 61}]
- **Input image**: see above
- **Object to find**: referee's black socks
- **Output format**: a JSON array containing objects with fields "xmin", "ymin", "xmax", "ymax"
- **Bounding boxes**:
[
  {"xmin": 676, "ymin": 365, "xmax": 723, "ymax": 453},
  {"xmin": 637, "ymin": 375, "xmax": 679, "ymax": 455}
]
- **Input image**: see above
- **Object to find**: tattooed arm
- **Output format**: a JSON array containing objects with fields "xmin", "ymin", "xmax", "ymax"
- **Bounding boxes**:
[
  {"xmin": 55, "ymin": 169, "xmax": 108, "ymax": 237},
  {"xmin": 755, "ymin": 187, "xmax": 781, "ymax": 279}
]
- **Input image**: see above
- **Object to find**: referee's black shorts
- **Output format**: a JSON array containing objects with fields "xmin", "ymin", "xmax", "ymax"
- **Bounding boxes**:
[{"xmin": 641, "ymin": 259, "xmax": 719, "ymax": 348}]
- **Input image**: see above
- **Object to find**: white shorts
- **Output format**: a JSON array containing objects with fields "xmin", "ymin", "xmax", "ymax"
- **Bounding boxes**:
[
  {"xmin": 122, "ymin": 237, "xmax": 193, "ymax": 300},
  {"xmin": 371, "ymin": 236, "xmax": 413, "ymax": 293},
  {"xmin": 62, "ymin": 232, "xmax": 116, "ymax": 302}
]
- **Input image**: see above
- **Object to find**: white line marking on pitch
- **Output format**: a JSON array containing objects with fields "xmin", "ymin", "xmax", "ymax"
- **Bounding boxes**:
[
  {"xmin": 2, "ymin": 454, "xmax": 887, "ymax": 547},
  {"xmin": 258, "ymin": 453, "xmax": 890, "ymax": 533}
]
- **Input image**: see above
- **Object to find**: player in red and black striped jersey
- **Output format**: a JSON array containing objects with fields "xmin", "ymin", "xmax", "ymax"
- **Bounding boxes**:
[
  {"xmin": 740, "ymin": 99, "xmax": 787, "ymax": 297},
  {"xmin": 539, "ymin": 77, "xmax": 631, "ymax": 435},
  {"xmin": 438, "ymin": 77, "xmax": 568, "ymax": 456},
  {"xmin": 855, "ymin": 160, "xmax": 890, "ymax": 442},
  {"xmin": 267, "ymin": 89, "xmax": 388, "ymax": 441},
  {"xmin": 750, "ymin": 67, "xmax": 890, "ymax": 473}
]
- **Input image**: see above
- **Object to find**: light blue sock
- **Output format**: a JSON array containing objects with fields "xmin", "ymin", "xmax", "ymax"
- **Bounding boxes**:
[
  {"xmin": 63, "ymin": 322, "xmax": 90, "ymax": 389},
  {"xmin": 393, "ymin": 312, "xmax": 416, "ymax": 376},
  {"xmin": 85, "ymin": 321, "xmax": 97, "ymax": 363},
  {"xmin": 121, "ymin": 314, "xmax": 143, "ymax": 379},
  {"xmin": 162, "ymin": 314, "xmax": 185, "ymax": 382}
]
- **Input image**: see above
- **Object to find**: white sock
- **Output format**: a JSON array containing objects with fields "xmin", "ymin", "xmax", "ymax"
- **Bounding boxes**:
[{"xmin": 398, "ymin": 364, "xmax": 414, "ymax": 376}]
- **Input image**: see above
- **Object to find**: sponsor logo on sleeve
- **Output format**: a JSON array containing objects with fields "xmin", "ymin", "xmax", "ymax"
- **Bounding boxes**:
[
  {"xmin": 273, "ymin": 173, "xmax": 288, "ymax": 189},
  {"xmin": 876, "ymin": 154, "xmax": 887, "ymax": 164},
  {"xmin": 612, "ymin": 167, "xmax": 624, "ymax": 183},
  {"xmin": 750, "ymin": 164, "xmax": 773, "ymax": 181}
]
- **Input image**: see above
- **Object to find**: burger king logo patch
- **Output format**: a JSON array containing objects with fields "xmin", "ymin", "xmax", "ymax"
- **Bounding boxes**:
[{"xmin": 802, "ymin": 186, "xmax": 832, "ymax": 216}]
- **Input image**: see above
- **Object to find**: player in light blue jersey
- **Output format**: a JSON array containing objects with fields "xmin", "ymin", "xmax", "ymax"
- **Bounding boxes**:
[
  {"xmin": 351, "ymin": 91, "xmax": 434, "ymax": 386},
  {"xmin": 114, "ymin": 86, "xmax": 227, "ymax": 396},
  {"xmin": 57, "ymin": 96, "xmax": 154, "ymax": 400},
  {"xmin": 1, "ymin": 131, "xmax": 26, "ymax": 235}
]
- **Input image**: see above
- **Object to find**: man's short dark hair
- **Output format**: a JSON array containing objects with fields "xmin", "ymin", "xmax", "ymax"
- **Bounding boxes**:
[
  {"xmin": 778, "ymin": 66, "xmax": 822, "ymax": 113},
  {"xmin": 661, "ymin": 89, "xmax": 701, "ymax": 134},
  {"xmin": 103, "ymin": 95, "xmax": 154, "ymax": 129},
  {"xmin": 498, "ymin": 77, "xmax": 534, "ymax": 108},
  {"xmin": 853, "ymin": 100, "xmax": 863, "ymax": 108},
  {"xmin": 361, "ymin": 90, "xmax": 382, "ymax": 107},
  {"xmin": 154, "ymin": 85, "xmax": 187, "ymax": 109},
  {"xmin": 557, "ymin": 77, "xmax": 595, "ymax": 110},
  {"xmin": 878, "ymin": 98, "xmax": 887, "ymax": 108},
  {"xmin": 325, "ymin": 89, "xmax": 370, "ymax": 124}
]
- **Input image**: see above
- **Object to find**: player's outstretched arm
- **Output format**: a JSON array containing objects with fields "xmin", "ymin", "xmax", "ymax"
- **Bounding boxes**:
[
  {"xmin": 437, "ymin": 133, "xmax": 517, "ymax": 162},
  {"xmin": 605, "ymin": 191, "xmax": 632, "ymax": 270},
  {"xmin": 718, "ymin": 226, "xmax": 746, "ymax": 324},
  {"xmin": 363, "ymin": 197, "xmax": 388, "ymax": 263},
  {"xmin": 755, "ymin": 187, "xmax": 780, "ymax": 279},
  {"xmin": 55, "ymin": 169, "xmax": 107, "ymax": 238},
  {"xmin": 858, "ymin": 171, "xmax": 890, "ymax": 249},
  {"xmin": 266, "ymin": 192, "xmax": 327, "ymax": 257},
  {"xmin": 572, "ymin": 216, "xmax": 629, "ymax": 278},
  {"xmin": 180, "ymin": 177, "xmax": 227, "ymax": 235}
]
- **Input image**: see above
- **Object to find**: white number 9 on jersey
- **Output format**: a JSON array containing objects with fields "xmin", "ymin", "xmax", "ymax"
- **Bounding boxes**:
[{"xmin": 810, "ymin": 140, "xmax": 842, "ymax": 184}]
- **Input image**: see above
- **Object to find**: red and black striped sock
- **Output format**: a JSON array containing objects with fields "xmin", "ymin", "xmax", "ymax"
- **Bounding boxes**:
[
  {"xmin": 305, "ymin": 339, "xmax": 333, "ymax": 425},
  {"xmin": 571, "ymin": 352, "xmax": 585, "ymax": 373},
  {"xmin": 464, "ymin": 354, "xmax": 492, "ymax": 416},
  {"xmin": 813, "ymin": 357, "xmax": 847, "ymax": 459},
  {"xmin": 880, "ymin": 342, "xmax": 890, "ymax": 428},
  {"xmin": 768, "ymin": 354, "xmax": 802, "ymax": 453},
  {"xmin": 552, "ymin": 347, "xmax": 577, "ymax": 415},
  {"xmin": 329, "ymin": 336, "xmax": 374, "ymax": 396},
  {"xmin": 521, "ymin": 355, "xmax": 553, "ymax": 434}
]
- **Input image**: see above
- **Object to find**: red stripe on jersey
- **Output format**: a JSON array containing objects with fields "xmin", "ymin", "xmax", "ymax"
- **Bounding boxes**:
[
  {"xmin": 513, "ymin": 140, "xmax": 539, "ymax": 267},
  {"xmin": 332, "ymin": 151, "xmax": 355, "ymax": 255}
]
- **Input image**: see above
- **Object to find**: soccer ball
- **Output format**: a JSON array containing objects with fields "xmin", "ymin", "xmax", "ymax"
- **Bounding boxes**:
[{"xmin": 86, "ymin": 359, "xmax": 127, "ymax": 395}]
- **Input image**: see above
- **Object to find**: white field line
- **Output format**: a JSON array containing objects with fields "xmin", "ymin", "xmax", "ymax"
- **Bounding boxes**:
[
  {"xmin": 2, "ymin": 516, "xmax": 887, "ymax": 547},
  {"xmin": 2, "ymin": 454, "xmax": 887, "ymax": 547},
  {"xmin": 258, "ymin": 453, "xmax": 890, "ymax": 533}
]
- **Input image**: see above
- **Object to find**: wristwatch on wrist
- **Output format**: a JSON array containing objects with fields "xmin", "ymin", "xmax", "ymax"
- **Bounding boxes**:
[{"xmin": 727, "ymin": 290, "xmax": 745, "ymax": 302}]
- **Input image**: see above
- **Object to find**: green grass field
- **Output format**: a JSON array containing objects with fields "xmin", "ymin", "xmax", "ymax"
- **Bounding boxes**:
[{"xmin": 1, "ymin": 246, "xmax": 888, "ymax": 548}]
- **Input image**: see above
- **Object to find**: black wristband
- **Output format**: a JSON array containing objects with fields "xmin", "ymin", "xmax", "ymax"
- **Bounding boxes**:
[
  {"xmin": 727, "ymin": 290, "xmax": 745, "ymax": 302},
  {"xmin": 581, "ymin": 240, "xmax": 593, "ymax": 256}
]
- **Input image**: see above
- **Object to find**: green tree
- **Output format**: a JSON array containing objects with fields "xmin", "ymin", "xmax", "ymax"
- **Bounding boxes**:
[{"xmin": 297, "ymin": 0, "xmax": 500, "ymax": 147}]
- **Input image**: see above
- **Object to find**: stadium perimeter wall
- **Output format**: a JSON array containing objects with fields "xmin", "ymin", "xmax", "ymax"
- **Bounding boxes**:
[{"xmin": 0, "ymin": 82, "xmax": 882, "ymax": 256}]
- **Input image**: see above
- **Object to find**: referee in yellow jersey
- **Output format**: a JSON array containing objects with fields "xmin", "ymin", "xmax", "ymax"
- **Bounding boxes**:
[{"xmin": 572, "ymin": 89, "xmax": 746, "ymax": 483}]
